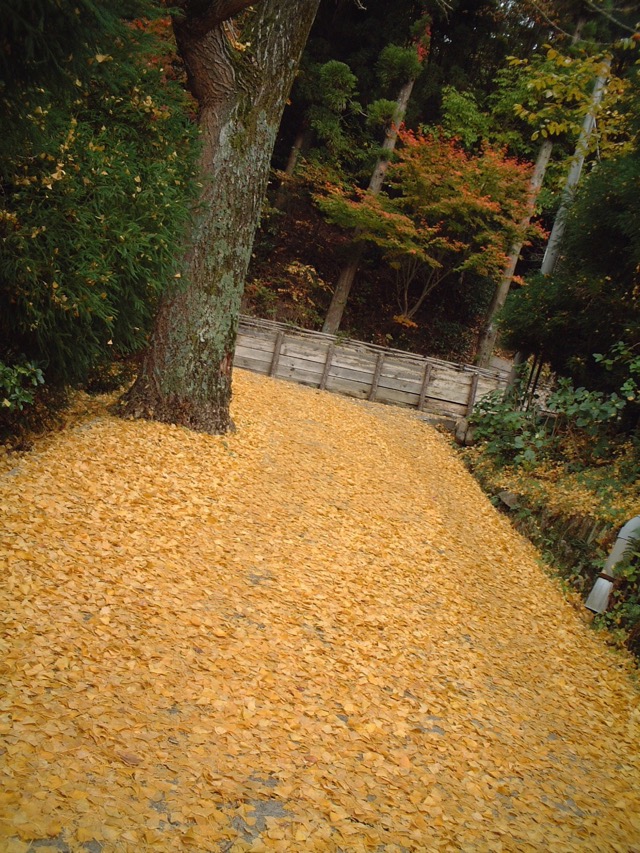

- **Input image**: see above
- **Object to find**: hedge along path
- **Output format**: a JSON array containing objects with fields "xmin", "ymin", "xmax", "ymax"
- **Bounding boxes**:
[{"xmin": 1, "ymin": 370, "xmax": 639, "ymax": 853}]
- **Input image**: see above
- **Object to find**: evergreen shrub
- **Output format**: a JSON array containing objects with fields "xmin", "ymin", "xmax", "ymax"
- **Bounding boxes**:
[{"xmin": 0, "ymin": 2, "xmax": 198, "ymax": 402}]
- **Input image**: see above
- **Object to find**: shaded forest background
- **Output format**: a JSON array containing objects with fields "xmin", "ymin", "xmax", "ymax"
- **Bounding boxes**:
[
  {"xmin": 2, "ymin": 0, "xmax": 639, "ymax": 415},
  {"xmin": 245, "ymin": 0, "xmax": 639, "ymax": 380}
]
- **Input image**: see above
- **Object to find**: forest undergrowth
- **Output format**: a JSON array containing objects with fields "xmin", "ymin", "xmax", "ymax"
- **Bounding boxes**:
[{"xmin": 463, "ymin": 362, "xmax": 640, "ymax": 659}]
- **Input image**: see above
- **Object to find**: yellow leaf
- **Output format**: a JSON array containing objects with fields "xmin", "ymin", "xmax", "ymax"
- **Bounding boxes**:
[
  {"xmin": 116, "ymin": 750, "xmax": 142, "ymax": 766},
  {"xmin": 76, "ymin": 828, "xmax": 97, "ymax": 843}
]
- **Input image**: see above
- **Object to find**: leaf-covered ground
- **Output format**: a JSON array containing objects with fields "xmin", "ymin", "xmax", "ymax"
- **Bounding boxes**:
[{"xmin": 1, "ymin": 370, "xmax": 639, "ymax": 853}]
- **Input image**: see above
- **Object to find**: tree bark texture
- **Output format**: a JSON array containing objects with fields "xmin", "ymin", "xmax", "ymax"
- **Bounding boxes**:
[
  {"xmin": 540, "ymin": 61, "xmax": 610, "ymax": 276},
  {"xmin": 121, "ymin": 0, "xmax": 320, "ymax": 433},
  {"xmin": 475, "ymin": 21, "xmax": 599, "ymax": 368},
  {"xmin": 322, "ymin": 78, "xmax": 416, "ymax": 335},
  {"xmin": 475, "ymin": 138, "xmax": 553, "ymax": 368},
  {"xmin": 321, "ymin": 243, "xmax": 365, "ymax": 334}
]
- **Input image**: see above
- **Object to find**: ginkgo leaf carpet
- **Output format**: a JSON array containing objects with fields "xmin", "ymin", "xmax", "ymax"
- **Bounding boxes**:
[{"xmin": 1, "ymin": 369, "xmax": 639, "ymax": 852}]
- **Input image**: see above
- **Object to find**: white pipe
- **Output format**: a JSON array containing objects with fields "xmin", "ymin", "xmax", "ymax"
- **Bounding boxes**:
[{"xmin": 585, "ymin": 515, "xmax": 640, "ymax": 613}]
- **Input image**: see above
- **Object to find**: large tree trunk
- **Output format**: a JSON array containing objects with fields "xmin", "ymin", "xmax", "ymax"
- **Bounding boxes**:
[{"xmin": 120, "ymin": 0, "xmax": 319, "ymax": 433}]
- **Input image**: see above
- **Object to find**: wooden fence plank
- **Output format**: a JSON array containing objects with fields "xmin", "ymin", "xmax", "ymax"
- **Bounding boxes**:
[
  {"xmin": 279, "ymin": 359, "xmax": 373, "ymax": 387},
  {"xmin": 320, "ymin": 343, "xmax": 335, "ymax": 390},
  {"xmin": 238, "ymin": 315, "xmax": 509, "ymax": 376},
  {"xmin": 325, "ymin": 375, "xmax": 371, "ymax": 399},
  {"xmin": 422, "ymin": 398, "xmax": 466, "ymax": 418},
  {"xmin": 234, "ymin": 354, "xmax": 271, "ymax": 374},
  {"xmin": 466, "ymin": 372, "xmax": 480, "ymax": 415},
  {"xmin": 237, "ymin": 335, "xmax": 275, "ymax": 354},
  {"xmin": 418, "ymin": 363, "xmax": 433, "ymax": 411},
  {"xmin": 425, "ymin": 372, "xmax": 472, "ymax": 405},
  {"xmin": 369, "ymin": 352, "xmax": 385, "ymax": 401},
  {"xmin": 380, "ymin": 357, "xmax": 426, "ymax": 383},
  {"xmin": 234, "ymin": 343, "xmax": 273, "ymax": 362},
  {"xmin": 476, "ymin": 375, "xmax": 501, "ymax": 400},
  {"xmin": 235, "ymin": 316, "xmax": 507, "ymax": 417},
  {"xmin": 269, "ymin": 330, "xmax": 285, "ymax": 377},
  {"xmin": 238, "ymin": 350, "xmax": 488, "ymax": 408},
  {"xmin": 276, "ymin": 357, "xmax": 323, "ymax": 383}
]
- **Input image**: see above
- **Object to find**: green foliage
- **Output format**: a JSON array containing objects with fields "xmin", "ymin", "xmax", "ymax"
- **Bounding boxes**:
[
  {"xmin": 292, "ymin": 59, "xmax": 358, "ymax": 156},
  {"xmin": 0, "ymin": 0, "xmax": 162, "ymax": 164},
  {"xmin": 315, "ymin": 129, "xmax": 533, "ymax": 323},
  {"xmin": 503, "ymin": 139, "xmax": 640, "ymax": 390},
  {"xmin": 508, "ymin": 46, "xmax": 630, "ymax": 150},
  {"xmin": 439, "ymin": 86, "xmax": 488, "ymax": 149},
  {"xmin": 470, "ymin": 383, "xmax": 552, "ymax": 468},
  {"xmin": 596, "ymin": 545, "xmax": 640, "ymax": 654},
  {"xmin": 548, "ymin": 378, "xmax": 625, "ymax": 433},
  {"xmin": 366, "ymin": 99, "xmax": 401, "ymax": 129},
  {"xmin": 0, "ymin": 360, "xmax": 45, "ymax": 411},
  {"xmin": 1, "ymin": 0, "xmax": 147, "ymax": 85},
  {"xmin": 471, "ymin": 342, "xmax": 640, "ymax": 469},
  {"xmin": 484, "ymin": 43, "xmax": 635, "ymax": 170},
  {"xmin": 307, "ymin": 106, "xmax": 347, "ymax": 153},
  {"xmin": 376, "ymin": 44, "xmax": 422, "ymax": 88},
  {"xmin": 595, "ymin": 342, "xmax": 640, "ymax": 404},
  {"xmin": 315, "ymin": 61, "xmax": 358, "ymax": 112},
  {"xmin": 0, "ymin": 7, "xmax": 199, "ymax": 390}
]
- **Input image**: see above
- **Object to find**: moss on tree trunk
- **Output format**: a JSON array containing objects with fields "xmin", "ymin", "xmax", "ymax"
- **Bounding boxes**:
[{"xmin": 120, "ymin": 0, "xmax": 319, "ymax": 433}]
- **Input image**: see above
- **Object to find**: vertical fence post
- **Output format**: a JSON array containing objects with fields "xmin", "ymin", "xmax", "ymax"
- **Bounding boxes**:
[
  {"xmin": 319, "ymin": 342, "xmax": 335, "ymax": 390},
  {"xmin": 270, "ymin": 330, "xmax": 285, "ymax": 377},
  {"xmin": 466, "ymin": 372, "xmax": 480, "ymax": 416},
  {"xmin": 417, "ymin": 362, "xmax": 433, "ymax": 412},
  {"xmin": 369, "ymin": 352, "xmax": 385, "ymax": 401}
]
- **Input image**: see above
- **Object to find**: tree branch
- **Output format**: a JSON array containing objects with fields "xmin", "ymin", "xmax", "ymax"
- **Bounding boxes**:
[
  {"xmin": 583, "ymin": 0, "xmax": 639, "ymax": 35},
  {"xmin": 174, "ymin": 0, "xmax": 259, "ymax": 40},
  {"xmin": 406, "ymin": 272, "xmax": 446, "ymax": 320},
  {"xmin": 523, "ymin": 0, "xmax": 576, "ymax": 41}
]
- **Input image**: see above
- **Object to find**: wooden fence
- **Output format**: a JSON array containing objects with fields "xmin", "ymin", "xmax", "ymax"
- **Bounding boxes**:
[{"xmin": 234, "ymin": 315, "xmax": 510, "ymax": 420}]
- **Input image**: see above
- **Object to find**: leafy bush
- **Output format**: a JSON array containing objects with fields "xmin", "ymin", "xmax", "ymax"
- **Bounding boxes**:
[
  {"xmin": 548, "ymin": 378, "xmax": 626, "ymax": 433},
  {"xmin": 0, "ymin": 361, "xmax": 44, "ymax": 411},
  {"xmin": 0, "ymin": 4, "xmax": 198, "ymax": 393},
  {"xmin": 596, "ymin": 545, "xmax": 640, "ymax": 655},
  {"xmin": 471, "ymin": 345, "xmax": 640, "ymax": 468},
  {"xmin": 470, "ymin": 385, "xmax": 552, "ymax": 468}
]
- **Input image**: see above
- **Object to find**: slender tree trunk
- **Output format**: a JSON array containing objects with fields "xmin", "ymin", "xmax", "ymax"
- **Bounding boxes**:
[
  {"xmin": 322, "ymin": 77, "xmax": 416, "ymax": 335},
  {"xmin": 476, "ymin": 138, "xmax": 553, "ymax": 367},
  {"xmin": 476, "ymin": 17, "xmax": 592, "ymax": 368},
  {"xmin": 274, "ymin": 126, "xmax": 309, "ymax": 208},
  {"xmin": 540, "ymin": 60, "xmax": 610, "ymax": 276},
  {"xmin": 120, "ymin": 0, "xmax": 319, "ymax": 433}
]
